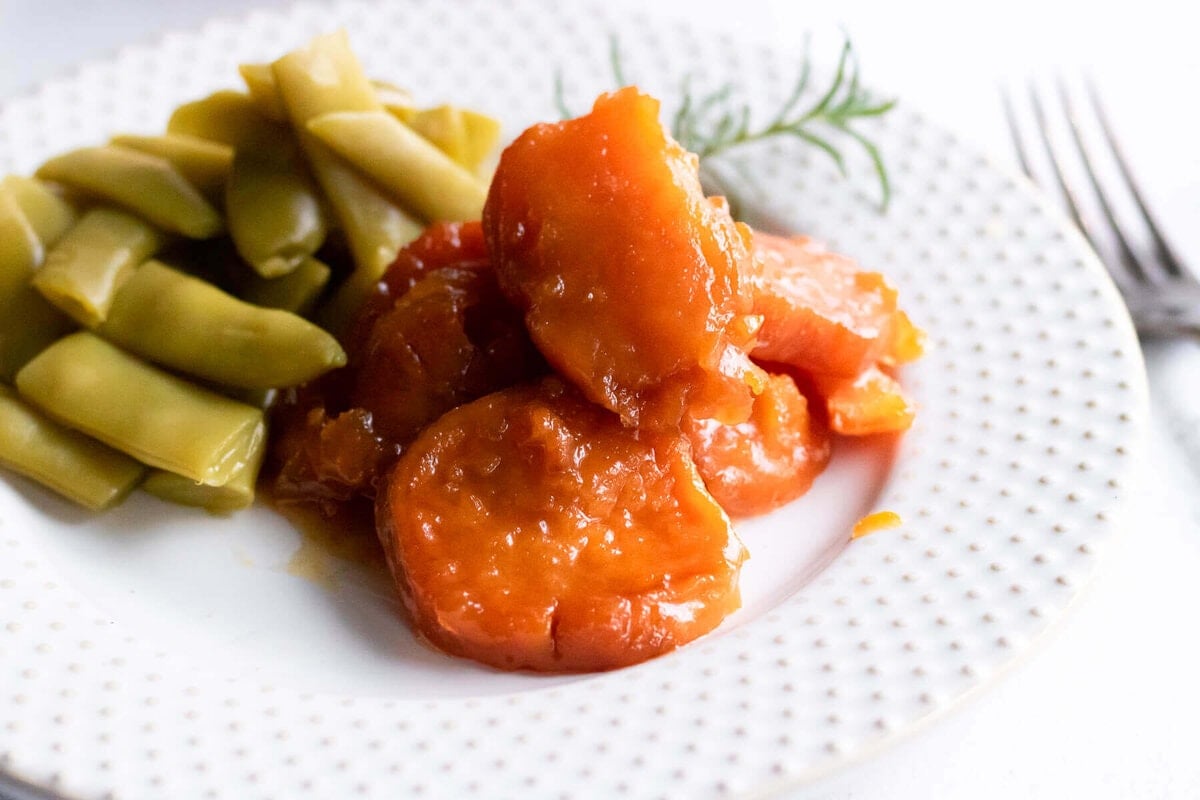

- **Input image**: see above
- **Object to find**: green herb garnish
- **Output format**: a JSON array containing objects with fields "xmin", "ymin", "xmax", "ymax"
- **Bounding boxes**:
[{"xmin": 555, "ymin": 33, "xmax": 897, "ymax": 212}]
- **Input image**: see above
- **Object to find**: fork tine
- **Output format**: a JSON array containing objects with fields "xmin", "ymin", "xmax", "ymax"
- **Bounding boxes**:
[
  {"xmin": 1000, "ymin": 89, "xmax": 1035, "ymax": 180},
  {"xmin": 1084, "ymin": 79, "xmax": 1187, "ymax": 278},
  {"xmin": 1055, "ymin": 79, "xmax": 1151, "ymax": 283},
  {"xmin": 1022, "ymin": 83, "xmax": 1109, "ymax": 263}
]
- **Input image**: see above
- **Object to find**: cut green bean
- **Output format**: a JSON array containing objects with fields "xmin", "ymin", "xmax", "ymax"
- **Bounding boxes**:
[
  {"xmin": 100, "ymin": 260, "xmax": 345, "ymax": 388},
  {"xmin": 307, "ymin": 110, "xmax": 487, "ymax": 222},
  {"xmin": 32, "ymin": 207, "xmax": 166, "ymax": 328},
  {"xmin": 238, "ymin": 63, "xmax": 289, "ymax": 122},
  {"xmin": 0, "ymin": 193, "xmax": 73, "ymax": 381},
  {"xmin": 110, "ymin": 134, "xmax": 233, "ymax": 204},
  {"xmin": 16, "ymin": 332, "xmax": 264, "ymax": 486},
  {"xmin": 302, "ymin": 150, "xmax": 421, "ymax": 296},
  {"xmin": 0, "ymin": 385, "xmax": 145, "ymax": 511},
  {"xmin": 141, "ymin": 431, "xmax": 264, "ymax": 513},
  {"xmin": 459, "ymin": 109, "xmax": 502, "ymax": 173},
  {"xmin": 0, "ymin": 295, "xmax": 75, "ymax": 383},
  {"xmin": 373, "ymin": 80, "xmax": 415, "ymax": 117},
  {"xmin": 168, "ymin": 88, "xmax": 324, "ymax": 275},
  {"xmin": 36, "ymin": 146, "xmax": 223, "ymax": 238},
  {"xmin": 237, "ymin": 255, "xmax": 331, "ymax": 315},
  {"xmin": 272, "ymin": 31, "xmax": 423, "ymax": 320},
  {"xmin": 404, "ymin": 106, "xmax": 469, "ymax": 167},
  {"xmin": 226, "ymin": 148, "xmax": 327, "ymax": 278},
  {"xmin": 1, "ymin": 176, "xmax": 79, "ymax": 245},
  {"xmin": 167, "ymin": 90, "xmax": 284, "ymax": 151},
  {"xmin": 0, "ymin": 191, "xmax": 43, "ymax": 302},
  {"xmin": 271, "ymin": 31, "xmax": 382, "ymax": 121},
  {"xmin": 241, "ymin": 63, "xmax": 414, "ymax": 124}
]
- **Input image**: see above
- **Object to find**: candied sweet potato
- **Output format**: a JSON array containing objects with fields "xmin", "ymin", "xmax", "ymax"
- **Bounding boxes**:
[
  {"xmin": 350, "ymin": 265, "xmax": 545, "ymax": 445},
  {"xmin": 483, "ymin": 87, "xmax": 764, "ymax": 430},
  {"xmin": 683, "ymin": 373, "xmax": 831, "ymax": 517},
  {"xmin": 748, "ymin": 233, "xmax": 921, "ymax": 378},
  {"xmin": 268, "ymin": 401, "xmax": 386, "ymax": 513},
  {"xmin": 346, "ymin": 220, "xmax": 490, "ymax": 352},
  {"xmin": 377, "ymin": 378, "xmax": 747, "ymax": 672},
  {"xmin": 269, "ymin": 222, "xmax": 542, "ymax": 509},
  {"xmin": 818, "ymin": 364, "xmax": 915, "ymax": 436}
]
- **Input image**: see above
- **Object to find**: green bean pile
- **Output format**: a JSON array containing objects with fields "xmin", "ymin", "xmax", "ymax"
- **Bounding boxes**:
[{"xmin": 0, "ymin": 31, "xmax": 502, "ymax": 512}]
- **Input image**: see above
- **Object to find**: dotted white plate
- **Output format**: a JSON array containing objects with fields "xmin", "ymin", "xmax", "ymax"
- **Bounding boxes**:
[{"xmin": 0, "ymin": 2, "xmax": 1149, "ymax": 799}]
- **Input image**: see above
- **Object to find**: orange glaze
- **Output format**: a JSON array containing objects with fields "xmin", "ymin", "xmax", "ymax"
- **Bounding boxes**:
[
  {"xmin": 483, "ymin": 87, "xmax": 765, "ymax": 430},
  {"xmin": 683, "ymin": 373, "xmax": 831, "ymax": 517},
  {"xmin": 377, "ymin": 378, "xmax": 746, "ymax": 672},
  {"xmin": 852, "ymin": 510, "xmax": 902, "ymax": 539}
]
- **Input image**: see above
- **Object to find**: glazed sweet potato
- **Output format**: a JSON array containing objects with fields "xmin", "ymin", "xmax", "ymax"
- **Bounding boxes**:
[
  {"xmin": 345, "ymin": 220, "xmax": 491, "ymax": 352},
  {"xmin": 378, "ymin": 378, "xmax": 747, "ymax": 672},
  {"xmin": 483, "ymin": 87, "xmax": 764, "ymax": 430},
  {"xmin": 748, "ymin": 232, "xmax": 921, "ymax": 377},
  {"xmin": 683, "ymin": 373, "xmax": 831, "ymax": 517},
  {"xmin": 350, "ymin": 265, "xmax": 545, "ymax": 445},
  {"xmin": 817, "ymin": 364, "xmax": 915, "ymax": 436},
  {"xmin": 269, "ymin": 222, "xmax": 542, "ymax": 509}
]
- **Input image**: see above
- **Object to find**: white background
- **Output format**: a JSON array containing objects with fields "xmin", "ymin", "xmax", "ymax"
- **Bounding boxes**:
[{"xmin": 1, "ymin": 0, "xmax": 1199, "ymax": 798}]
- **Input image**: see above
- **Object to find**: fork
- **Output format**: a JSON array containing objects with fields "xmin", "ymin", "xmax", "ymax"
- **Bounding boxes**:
[{"xmin": 1002, "ymin": 80, "xmax": 1200, "ymax": 337}]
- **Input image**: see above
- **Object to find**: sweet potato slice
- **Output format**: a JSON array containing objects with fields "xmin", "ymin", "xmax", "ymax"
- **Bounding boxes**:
[
  {"xmin": 748, "ymin": 232, "xmax": 920, "ymax": 377},
  {"xmin": 378, "ymin": 378, "xmax": 747, "ymax": 672},
  {"xmin": 483, "ymin": 87, "xmax": 764, "ymax": 430},
  {"xmin": 346, "ymin": 220, "xmax": 490, "ymax": 352},
  {"xmin": 350, "ymin": 265, "xmax": 545, "ymax": 445},
  {"xmin": 683, "ymin": 373, "xmax": 831, "ymax": 517},
  {"xmin": 269, "ymin": 222, "xmax": 542, "ymax": 509},
  {"xmin": 818, "ymin": 365, "xmax": 915, "ymax": 436}
]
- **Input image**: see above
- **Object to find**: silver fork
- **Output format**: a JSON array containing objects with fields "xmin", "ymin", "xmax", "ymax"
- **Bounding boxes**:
[{"xmin": 1002, "ymin": 80, "xmax": 1200, "ymax": 337}]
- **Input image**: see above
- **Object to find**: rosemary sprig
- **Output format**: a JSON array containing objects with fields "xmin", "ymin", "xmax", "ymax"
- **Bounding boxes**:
[{"xmin": 555, "ymin": 32, "xmax": 897, "ymax": 212}]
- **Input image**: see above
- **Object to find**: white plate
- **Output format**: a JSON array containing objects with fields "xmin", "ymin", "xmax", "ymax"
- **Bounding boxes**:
[{"xmin": 0, "ymin": 1, "xmax": 1148, "ymax": 798}]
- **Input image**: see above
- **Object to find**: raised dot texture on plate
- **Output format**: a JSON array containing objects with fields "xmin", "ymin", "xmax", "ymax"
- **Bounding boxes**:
[{"xmin": 0, "ymin": 1, "xmax": 1147, "ymax": 799}]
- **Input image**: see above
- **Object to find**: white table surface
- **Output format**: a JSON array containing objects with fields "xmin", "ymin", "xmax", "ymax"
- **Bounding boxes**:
[{"xmin": 2, "ymin": 0, "xmax": 1198, "ymax": 798}]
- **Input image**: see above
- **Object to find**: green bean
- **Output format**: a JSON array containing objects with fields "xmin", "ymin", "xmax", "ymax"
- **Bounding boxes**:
[
  {"xmin": 237, "ymin": 255, "xmax": 331, "ymax": 315},
  {"xmin": 36, "ymin": 146, "xmax": 222, "ymax": 239},
  {"xmin": 0, "ymin": 191, "xmax": 43, "ymax": 302},
  {"xmin": 0, "ymin": 193, "xmax": 73, "ymax": 381},
  {"xmin": 373, "ymin": 80, "xmax": 415, "ymax": 117},
  {"xmin": 271, "ymin": 31, "xmax": 382, "ymax": 121},
  {"xmin": 0, "ymin": 385, "xmax": 145, "ymax": 511},
  {"xmin": 167, "ymin": 90, "xmax": 285, "ymax": 151},
  {"xmin": 272, "ymin": 31, "xmax": 423, "ymax": 325},
  {"xmin": 0, "ymin": 176, "xmax": 78, "ymax": 245},
  {"xmin": 307, "ymin": 110, "xmax": 487, "ymax": 222},
  {"xmin": 403, "ymin": 106, "xmax": 470, "ymax": 167},
  {"xmin": 100, "ymin": 260, "xmax": 345, "ymax": 388},
  {"xmin": 238, "ymin": 63, "xmax": 289, "ymax": 122},
  {"xmin": 110, "ymin": 134, "xmax": 233, "ymax": 205},
  {"xmin": 220, "ymin": 386, "xmax": 276, "ymax": 410},
  {"xmin": 311, "ymin": 151, "xmax": 421, "ymax": 274},
  {"xmin": 141, "ymin": 431, "xmax": 264, "ymax": 513},
  {"xmin": 32, "ymin": 207, "xmax": 166, "ymax": 328},
  {"xmin": 380, "ymin": 103, "xmax": 501, "ymax": 174},
  {"xmin": 15, "ymin": 332, "xmax": 264, "ymax": 486},
  {"xmin": 459, "ymin": 109, "xmax": 502, "ymax": 173},
  {"xmin": 0, "ymin": 296, "xmax": 75, "ymax": 384},
  {"xmin": 226, "ymin": 148, "xmax": 327, "ymax": 278},
  {"xmin": 167, "ymin": 88, "xmax": 325, "ymax": 276}
]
